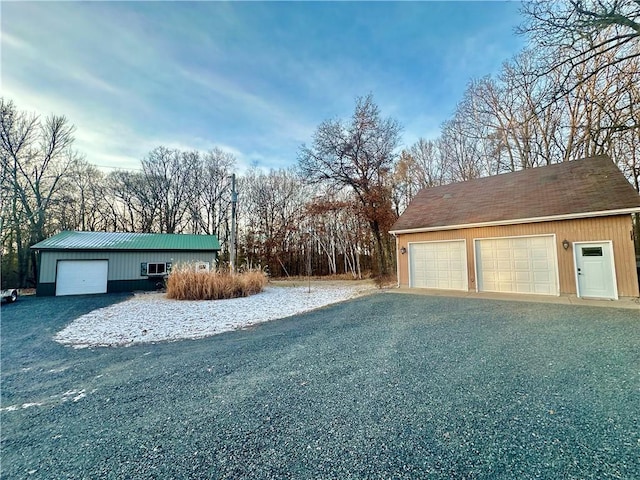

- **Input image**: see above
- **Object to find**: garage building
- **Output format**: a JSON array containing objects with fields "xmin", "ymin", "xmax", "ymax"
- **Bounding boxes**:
[
  {"xmin": 31, "ymin": 231, "xmax": 220, "ymax": 296},
  {"xmin": 390, "ymin": 156, "xmax": 640, "ymax": 300}
]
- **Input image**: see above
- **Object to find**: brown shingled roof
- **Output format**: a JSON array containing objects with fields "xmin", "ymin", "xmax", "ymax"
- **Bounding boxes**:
[{"xmin": 390, "ymin": 155, "xmax": 640, "ymax": 233}]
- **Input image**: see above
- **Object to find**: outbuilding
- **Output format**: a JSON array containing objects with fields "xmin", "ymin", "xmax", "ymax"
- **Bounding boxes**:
[
  {"xmin": 31, "ymin": 231, "xmax": 220, "ymax": 296},
  {"xmin": 390, "ymin": 156, "xmax": 640, "ymax": 300}
]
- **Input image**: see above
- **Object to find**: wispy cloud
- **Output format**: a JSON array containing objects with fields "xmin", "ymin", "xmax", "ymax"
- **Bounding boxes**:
[
  {"xmin": 0, "ymin": 30, "xmax": 32, "ymax": 52},
  {"xmin": 1, "ymin": 1, "xmax": 524, "ymax": 172}
]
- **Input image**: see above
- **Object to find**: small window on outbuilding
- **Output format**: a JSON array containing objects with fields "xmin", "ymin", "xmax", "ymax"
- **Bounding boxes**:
[
  {"xmin": 195, "ymin": 261, "xmax": 210, "ymax": 272},
  {"xmin": 146, "ymin": 262, "xmax": 167, "ymax": 276}
]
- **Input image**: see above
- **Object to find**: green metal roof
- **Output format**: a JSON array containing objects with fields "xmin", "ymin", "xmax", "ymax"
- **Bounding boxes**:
[{"xmin": 31, "ymin": 231, "xmax": 221, "ymax": 251}]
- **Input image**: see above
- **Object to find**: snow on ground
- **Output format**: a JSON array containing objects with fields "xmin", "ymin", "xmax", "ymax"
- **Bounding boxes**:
[{"xmin": 54, "ymin": 284, "xmax": 374, "ymax": 348}]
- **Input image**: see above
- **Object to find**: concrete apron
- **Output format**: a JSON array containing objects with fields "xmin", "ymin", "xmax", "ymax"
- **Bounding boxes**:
[{"xmin": 391, "ymin": 287, "xmax": 640, "ymax": 311}]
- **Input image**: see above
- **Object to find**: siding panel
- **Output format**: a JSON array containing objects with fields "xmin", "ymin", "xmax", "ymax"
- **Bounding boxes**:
[{"xmin": 39, "ymin": 251, "xmax": 218, "ymax": 283}]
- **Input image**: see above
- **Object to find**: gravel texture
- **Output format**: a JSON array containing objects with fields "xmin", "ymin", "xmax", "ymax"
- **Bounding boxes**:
[
  {"xmin": 1, "ymin": 292, "xmax": 639, "ymax": 479},
  {"xmin": 53, "ymin": 284, "xmax": 373, "ymax": 348}
]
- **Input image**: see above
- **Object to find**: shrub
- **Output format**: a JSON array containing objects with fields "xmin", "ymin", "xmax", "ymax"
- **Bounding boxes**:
[{"xmin": 166, "ymin": 264, "xmax": 268, "ymax": 300}]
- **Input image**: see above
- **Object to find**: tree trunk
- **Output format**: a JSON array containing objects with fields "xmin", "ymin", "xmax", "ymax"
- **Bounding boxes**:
[{"xmin": 370, "ymin": 220, "xmax": 389, "ymax": 276}]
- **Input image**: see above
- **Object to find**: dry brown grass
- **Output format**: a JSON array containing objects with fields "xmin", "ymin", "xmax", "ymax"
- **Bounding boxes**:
[
  {"xmin": 270, "ymin": 273, "xmax": 395, "ymax": 289},
  {"xmin": 270, "ymin": 273, "xmax": 372, "ymax": 282},
  {"xmin": 373, "ymin": 273, "xmax": 398, "ymax": 289},
  {"xmin": 166, "ymin": 264, "xmax": 268, "ymax": 300}
]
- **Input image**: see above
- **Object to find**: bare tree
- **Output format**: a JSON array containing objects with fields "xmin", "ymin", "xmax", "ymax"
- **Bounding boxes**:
[
  {"xmin": 519, "ymin": 0, "xmax": 640, "ymax": 123},
  {"xmin": 298, "ymin": 94, "xmax": 401, "ymax": 276},
  {"xmin": 438, "ymin": 42, "xmax": 638, "ymax": 184},
  {"xmin": 239, "ymin": 168, "xmax": 308, "ymax": 274},
  {"xmin": 54, "ymin": 159, "xmax": 111, "ymax": 232},
  {"xmin": 141, "ymin": 147, "xmax": 200, "ymax": 234},
  {"xmin": 105, "ymin": 170, "xmax": 158, "ymax": 232},
  {"xmin": 305, "ymin": 191, "xmax": 370, "ymax": 278},
  {"xmin": 0, "ymin": 98, "xmax": 78, "ymax": 286},
  {"xmin": 439, "ymin": 115, "xmax": 484, "ymax": 183},
  {"xmin": 392, "ymin": 140, "xmax": 446, "ymax": 214},
  {"xmin": 189, "ymin": 147, "xmax": 235, "ymax": 239}
]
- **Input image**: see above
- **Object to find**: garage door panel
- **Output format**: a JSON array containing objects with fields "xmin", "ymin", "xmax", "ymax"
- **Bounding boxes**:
[
  {"xmin": 534, "ymin": 271, "xmax": 551, "ymax": 281},
  {"xmin": 513, "ymin": 249, "xmax": 529, "ymax": 259},
  {"xmin": 531, "ymin": 249, "xmax": 549, "ymax": 259},
  {"xmin": 480, "ymin": 258, "xmax": 493, "ymax": 267},
  {"xmin": 498, "ymin": 271, "xmax": 513, "ymax": 282},
  {"xmin": 437, "ymin": 259, "xmax": 449, "ymax": 269},
  {"xmin": 497, "ymin": 260, "xmax": 512, "ymax": 270},
  {"xmin": 476, "ymin": 236, "xmax": 558, "ymax": 296},
  {"xmin": 482, "ymin": 251, "xmax": 495, "ymax": 261},
  {"xmin": 530, "ymin": 237, "xmax": 549, "ymax": 248},
  {"xmin": 450, "ymin": 261, "xmax": 464, "ymax": 270},
  {"xmin": 514, "ymin": 260, "xmax": 529, "ymax": 270},
  {"xmin": 532, "ymin": 259, "xmax": 550, "ymax": 269},
  {"xmin": 409, "ymin": 241, "xmax": 467, "ymax": 291},
  {"xmin": 450, "ymin": 270, "xmax": 463, "ymax": 279},
  {"xmin": 56, "ymin": 260, "xmax": 108, "ymax": 296},
  {"xmin": 535, "ymin": 283, "xmax": 553, "ymax": 294}
]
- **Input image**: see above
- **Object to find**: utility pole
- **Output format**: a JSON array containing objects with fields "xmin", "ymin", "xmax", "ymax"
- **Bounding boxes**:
[
  {"xmin": 229, "ymin": 174, "xmax": 238, "ymax": 273},
  {"xmin": 307, "ymin": 230, "xmax": 311, "ymax": 293}
]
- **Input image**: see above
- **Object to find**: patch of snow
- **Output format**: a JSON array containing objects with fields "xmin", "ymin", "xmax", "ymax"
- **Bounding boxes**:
[
  {"xmin": 72, "ymin": 392, "xmax": 86, "ymax": 402},
  {"xmin": 1, "ymin": 388, "xmax": 98, "ymax": 414},
  {"xmin": 0, "ymin": 402, "xmax": 44, "ymax": 412},
  {"xmin": 60, "ymin": 389, "xmax": 89, "ymax": 402},
  {"xmin": 54, "ymin": 285, "xmax": 373, "ymax": 348},
  {"xmin": 48, "ymin": 367, "xmax": 69, "ymax": 373}
]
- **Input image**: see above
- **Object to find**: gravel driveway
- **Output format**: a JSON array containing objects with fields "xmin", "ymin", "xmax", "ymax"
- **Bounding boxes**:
[{"xmin": 2, "ymin": 292, "xmax": 639, "ymax": 479}]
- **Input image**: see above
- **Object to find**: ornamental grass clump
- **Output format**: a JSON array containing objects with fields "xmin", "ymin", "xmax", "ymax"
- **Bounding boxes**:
[{"xmin": 166, "ymin": 264, "xmax": 267, "ymax": 300}]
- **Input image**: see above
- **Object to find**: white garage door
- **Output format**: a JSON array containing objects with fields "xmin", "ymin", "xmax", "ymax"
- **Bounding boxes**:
[
  {"xmin": 56, "ymin": 260, "xmax": 108, "ymax": 296},
  {"xmin": 409, "ymin": 241, "xmax": 467, "ymax": 290},
  {"xmin": 476, "ymin": 236, "xmax": 558, "ymax": 295}
]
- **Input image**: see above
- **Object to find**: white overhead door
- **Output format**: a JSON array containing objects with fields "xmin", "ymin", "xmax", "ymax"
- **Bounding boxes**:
[
  {"xmin": 409, "ymin": 241, "xmax": 467, "ymax": 290},
  {"xmin": 476, "ymin": 236, "xmax": 558, "ymax": 295},
  {"xmin": 56, "ymin": 260, "xmax": 108, "ymax": 296}
]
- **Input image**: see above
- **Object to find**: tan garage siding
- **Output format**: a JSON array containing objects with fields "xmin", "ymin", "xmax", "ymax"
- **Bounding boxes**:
[{"xmin": 396, "ymin": 215, "xmax": 639, "ymax": 297}]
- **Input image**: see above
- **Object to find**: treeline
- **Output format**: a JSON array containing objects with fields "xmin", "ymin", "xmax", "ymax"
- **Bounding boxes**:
[
  {"xmin": 0, "ymin": 98, "xmax": 380, "ymax": 287},
  {"xmin": 393, "ymin": 33, "xmax": 639, "ymax": 212},
  {"xmin": 2, "ymin": 1, "xmax": 639, "ymax": 288}
]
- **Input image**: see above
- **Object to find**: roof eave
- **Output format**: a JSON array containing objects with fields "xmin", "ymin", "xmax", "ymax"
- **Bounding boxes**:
[
  {"xmin": 30, "ymin": 247, "xmax": 221, "ymax": 252},
  {"xmin": 389, "ymin": 207, "xmax": 640, "ymax": 235}
]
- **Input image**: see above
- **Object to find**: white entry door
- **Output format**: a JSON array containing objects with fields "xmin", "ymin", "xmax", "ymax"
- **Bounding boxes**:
[
  {"xmin": 409, "ymin": 241, "xmax": 467, "ymax": 290},
  {"xmin": 574, "ymin": 242, "xmax": 617, "ymax": 299},
  {"xmin": 56, "ymin": 260, "xmax": 108, "ymax": 296}
]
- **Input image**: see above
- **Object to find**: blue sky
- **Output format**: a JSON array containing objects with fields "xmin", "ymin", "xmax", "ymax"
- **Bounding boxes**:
[{"xmin": 1, "ymin": 1, "xmax": 525, "ymax": 172}]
